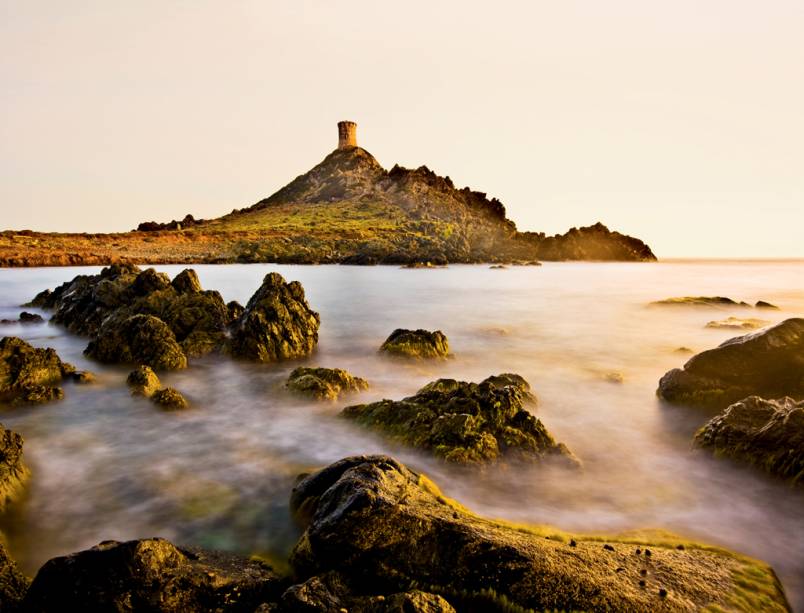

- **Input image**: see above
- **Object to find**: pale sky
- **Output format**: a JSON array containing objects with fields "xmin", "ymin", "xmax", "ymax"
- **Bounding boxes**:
[{"xmin": 1, "ymin": 1, "xmax": 802, "ymax": 258}]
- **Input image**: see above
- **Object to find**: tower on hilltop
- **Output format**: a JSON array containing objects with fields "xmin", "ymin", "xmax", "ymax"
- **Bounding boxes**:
[{"xmin": 337, "ymin": 121, "xmax": 357, "ymax": 149}]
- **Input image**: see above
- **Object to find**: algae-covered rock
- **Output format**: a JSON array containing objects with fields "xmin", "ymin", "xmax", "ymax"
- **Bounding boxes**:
[
  {"xmin": 126, "ymin": 365, "xmax": 161, "ymax": 397},
  {"xmin": 22, "ymin": 537, "xmax": 286, "ymax": 612},
  {"xmin": 379, "ymin": 329, "xmax": 449, "ymax": 359},
  {"xmin": 85, "ymin": 314, "xmax": 188, "ymax": 371},
  {"xmin": 0, "ymin": 540, "xmax": 30, "ymax": 610},
  {"xmin": 286, "ymin": 367, "xmax": 368, "ymax": 401},
  {"xmin": 657, "ymin": 318, "xmax": 804, "ymax": 409},
  {"xmin": 289, "ymin": 455, "xmax": 791, "ymax": 613},
  {"xmin": 706, "ymin": 317, "xmax": 770, "ymax": 331},
  {"xmin": 341, "ymin": 374, "xmax": 569, "ymax": 464},
  {"xmin": 171, "ymin": 268, "xmax": 202, "ymax": 294},
  {"xmin": 228, "ymin": 273, "xmax": 320, "ymax": 362},
  {"xmin": 0, "ymin": 424, "xmax": 28, "ymax": 511},
  {"xmin": 0, "ymin": 336, "xmax": 74, "ymax": 406},
  {"xmin": 151, "ymin": 387, "xmax": 189, "ymax": 410},
  {"xmin": 694, "ymin": 396, "xmax": 804, "ymax": 484}
]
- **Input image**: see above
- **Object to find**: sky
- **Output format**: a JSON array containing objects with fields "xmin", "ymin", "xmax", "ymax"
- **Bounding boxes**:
[{"xmin": 1, "ymin": 1, "xmax": 802, "ymax": 258}]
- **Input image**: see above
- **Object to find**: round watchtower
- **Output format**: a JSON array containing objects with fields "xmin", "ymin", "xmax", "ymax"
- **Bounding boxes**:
[{"xmin": 337, "ymin": 121, "xmax": 357, "ymax": 149}]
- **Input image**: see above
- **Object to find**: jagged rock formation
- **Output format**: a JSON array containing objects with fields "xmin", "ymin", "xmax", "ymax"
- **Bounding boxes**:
[
  {"xmin": 694, "ymin": 396, "xmax": 804, "ymax": 484},
  {"xmin": 286, "ymin": 367, "xmax": 368, "ymax": 401},
  {"xmin": 520, "ymin": 222, "xmax": 657, "ymax": 261},
  {"xmin": 657, "ymin": 318, "xmax": 804, "ymax": 410},
  {"xmin": 288, "ymin": 455, "xmax": 790, "ymax": 612},
  {"xmin": 341, "ymin": 374, "xmax": 574, "ymax": 464},
  {"xmin": 0, "ymin": 424, "xmax": 28, "ymax": 511},
  {"xmin": 29, "ymin": 265, "xmax": 320, "ymax": 368},
  {"xmin": 0, "ymin": 540, "xmax": 29, "ymax": 610},
  {"xmin": 0, "ymin": 337, "xmax": 76, "ymax": 406}
]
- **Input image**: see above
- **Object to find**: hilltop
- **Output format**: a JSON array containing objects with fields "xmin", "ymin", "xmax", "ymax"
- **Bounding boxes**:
[{"xmin": 0, "ymin": 130, "xmax": 655, "ymax": 267}]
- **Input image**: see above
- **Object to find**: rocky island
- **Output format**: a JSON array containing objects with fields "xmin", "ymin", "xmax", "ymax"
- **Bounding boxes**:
[{"xmin": 0, "ymin": 123, "xmax": 656, "ymax": 267}]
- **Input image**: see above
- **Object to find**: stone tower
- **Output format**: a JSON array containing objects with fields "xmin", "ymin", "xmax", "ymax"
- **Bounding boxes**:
[{"xmin": 337, "ymin": 121, "xmax": 357, "ymax": 149}]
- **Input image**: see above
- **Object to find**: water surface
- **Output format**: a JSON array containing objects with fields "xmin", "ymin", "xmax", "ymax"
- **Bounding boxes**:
[{"xmin": 1, "ymin": 261, "xmax": 803, "ymax": 609}]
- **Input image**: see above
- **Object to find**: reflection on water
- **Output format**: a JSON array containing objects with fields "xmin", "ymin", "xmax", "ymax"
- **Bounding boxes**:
[{"xmin": 1, "ymin": 261, "xmax": 803, "ymax": 609}]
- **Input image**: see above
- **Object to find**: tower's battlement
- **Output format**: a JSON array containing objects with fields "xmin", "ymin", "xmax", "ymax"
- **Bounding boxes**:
[{"xmin": 337, "ymin": 121, "xmax": 357, "ymax": 149}]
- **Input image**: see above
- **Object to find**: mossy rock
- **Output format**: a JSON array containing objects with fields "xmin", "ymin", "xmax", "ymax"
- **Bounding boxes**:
[
  {"xmin": 657, "ymin": 318, "xmax": 804, "ymax": 410},
  {"xmin": 288, "ymin": 455, "xmax": 791, "ymax": 612},
  {"xmin": 341, "ymin": 374, "xmax": 568, "ymax": 465},
  {"xmin": 694, "ymin": 395, "xmax": 804, "ymax": 484},
  {"xmin": 126, "ymin": 365, "xmax": 161, "ymax": 397},
  {"xmin": 379, "ymin": 329, "xmax": 450, "ymax": 359},
  {"xmin": 0, "ymin": 539, "xmax": 30, "ymax": 609},
  {"xmin": 0, "ymin": 424, "xmax": 28, "ymax": 511},
  {"xmin": 85, "ymin": 314, "xmax": 188, "ymax": 371},
  {"xmin": 151, "ymin": 387, "xmax": 189, "ymax": 411},
  {"xmin": 286, "ymin": 367, "xmax": 368, "ymax": 401},
  {"xmin": 0, "ymin": 336, "xmax": 74, "ymax": 406}
]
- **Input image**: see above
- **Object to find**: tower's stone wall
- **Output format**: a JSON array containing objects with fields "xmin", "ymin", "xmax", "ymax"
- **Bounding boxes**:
[{"xmin": 337, "ymin": 121, "xmax": 357, "ymax": 149}]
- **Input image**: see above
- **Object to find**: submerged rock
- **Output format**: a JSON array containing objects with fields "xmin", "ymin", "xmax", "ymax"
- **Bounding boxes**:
[
  {"xmin": 0, "ymin": 540, "xmax": 29, "ymax": 610},
  {"xmin": 126, "ymin": 365, "xmax": 161, "ymax": 397},
  {"xmin": 85, "ymin": 314, "xmax": 188, "ymax": 371},
  {"xmin": 0, "ymin": 424, "xmax": 28, "ymax": 511},
  {"xmin": 227, "ymin": 273, "xmax": 320, "ymax": 362},
  {"xmin": 0, "ymin": 337, "xmax": 74, "ymax": 406},
  {"xmin": 705, "ymin": 317, "xmax": 770, "ymax": 330},
  {"xmin": 22, "ymin": 538, "xmax": 286, "ymax": 612},
  {"xmin": 657, "ymin": 318, "xmax": 804, "ymax": 409},
  {"xmin": 289, "ymin": 455, "xmax": 790, "ymax": 612},
  {"xmin": 379, "ymin": 329, "xmax": 449, "ymax": 359},
  {"xmin": 694, "ymin": 396, "xmax": 804, "ymax": 484},
  {"xmin": 286, "ymin": 367, "xmax": 368, "ymax": 401},
  {"xmin": 151, "ymin": 387, "xmax": 189, "ymax": 410},
  {"xmin": 341, "ymin": 374, "xmax": 571, "ymax": 464},
  {"xmin": 0, "ymin": 312, "xmax": 44, "ymax": 325}
]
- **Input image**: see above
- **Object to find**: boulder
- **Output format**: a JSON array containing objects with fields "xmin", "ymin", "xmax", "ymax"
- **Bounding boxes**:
[
  {"xmin": 151, "ymin": 388, "xmax": 189, "ymax": 411},
  {"xmin": 22, "ymin": 538, "xmax": 286, "ymax": 612},
  {"xmin": 0, "ymin": 337, "xmax": 74, "ymax": 406},
  {"xmin": 0, "ymin": 540, "xmax": 29, "ymax": 610},
  {"xmin": 0, "ymin": 312, "xmax": 44, "ymax": 325},
  {"xmin": 0, "ymin": 424, "xmax": 28, "ymax": 511},
  {"xmin": 694, "ymin": 396, "xmax": 804, "ymax": 484},
  {"xmin": 171, "ymin": 269, "xmax": 202, "ymax": 294},
  {"xmin": 286, "ymin": 367, "xmax": 368, "ymax": 401},
  {"xmin": 341, "ymin": 374, "xmax": 572, "ymax": 465},
  {"xmin": 289, "ymin": 455, "xmax": 790, "ymax": 612},
  {"xmin": 379, "ymin": 329, "xmax": 449, "ymax": 359},
  {"xmin": 657, "ymin": 318, "xmax": 804, "ymax": 409},
  {"xmin": 126, "ymin": 366, "xmax": 161, "ymax": 397},
  {"xmin": 227, "ymin": 273, "xmax": 320, "ymax": 362},
  {"xmin": 705, "ymin": 317, "xmax": 769, "ymax": 330},
  {"xmin": 85, "ymin": 314, "xmax": 188, "ymax": 371}
]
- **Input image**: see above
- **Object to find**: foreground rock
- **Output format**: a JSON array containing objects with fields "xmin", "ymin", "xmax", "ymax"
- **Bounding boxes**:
[
  {"xmin": 694, "ymin": 396, "xmax": 804, "ymax": 484},
  {"xmin": 127, "ymin": 365, "xmax": 161, "ymax": 397},
  {"xmin": 22, "ymin": 538, "xmax": 287, "ymax": 612},
  {"xmin": 29, "ymin": 265, "xmax": 320, "ymax": 367},
  {"xmin": 0, "ymin": 540, "xmax": 29, "ymax": 610},
  {"xmin": 341, "ymin": 374, "xmax": 573, "ymax": 464},
  {"xmin": 289, "ymin": 455, "xmax": 790, "ymax": 612},
  {"xmin": 705, "ymin": 317, "xmax": 770, "ymax": 330},
  {"xmin": 227, "ymin": 273, "xmax": 321, "ymax": 362},
  {"xmin": 286, "ymin": 367, "xmax": 368, "ymax": 401},
  {"xmin": 151, "ymin": 387, "xmax": 189, "ymax": 411},
  {"xmin": 0, "ymin": 337, "xmax": 75, "ymax": 406},
  {"xmin": 379, "ymin": 329, "xmax": 449, "ymax": 359},
  {"xmin": 0, "ymin": 424, "xmax": 28, "ymax": 511},
  {"xmin": 657, "ymin": 318, "xmax": 804, "ymax": 410}
]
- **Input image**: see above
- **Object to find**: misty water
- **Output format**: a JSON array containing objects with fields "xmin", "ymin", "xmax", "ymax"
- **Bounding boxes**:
[{"xmin": 1, "ymin": 262, "xmax": 803, "ymax": 609}]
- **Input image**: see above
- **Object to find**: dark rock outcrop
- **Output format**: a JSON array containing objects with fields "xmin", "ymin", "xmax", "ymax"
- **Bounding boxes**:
[
  {"xmin": 379, "ymin": 329, "xmax": 449, "ymax": 359},
  {"xmin": 22, "ymin": 538, "xmax": 286, "ymax": 612},
  {"xmin": 0, "ymin": 424, "xmax": 28, "ymax": 511},
  {"xmin": 151, "ymin": 387, "xmax": 189, "ymax": 411},
  {"xmin": 694, "ymin": 396, "xmax": 804, "ymax": 484},
  {"xmin": 0, "ymin": 337, "xmax": 74, "ymax": 406},
  {"xmin": 227, "ymin": 273, "xmax": 320, "ymax": 362},
  {"xmin": 288, "ymin": 455, "xmax": 789, "ymax": 612},
  {"xmin": 341, "ymin": 374, "xmax": 572, "ymax": 464},
  {"xmin": 657, "ymin": 318, "xmax": 804, "ymax": 409},
  {"xmin": 85, "ymin": 314, "xmax": 188, "ymax": 371},
  {"xmin": 286, "ymin": 367, "xmax": 368, "ymax": 401},
  {"xmin": 0, "ymin": 312, "xmax": 44, "ymax": 325}
]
